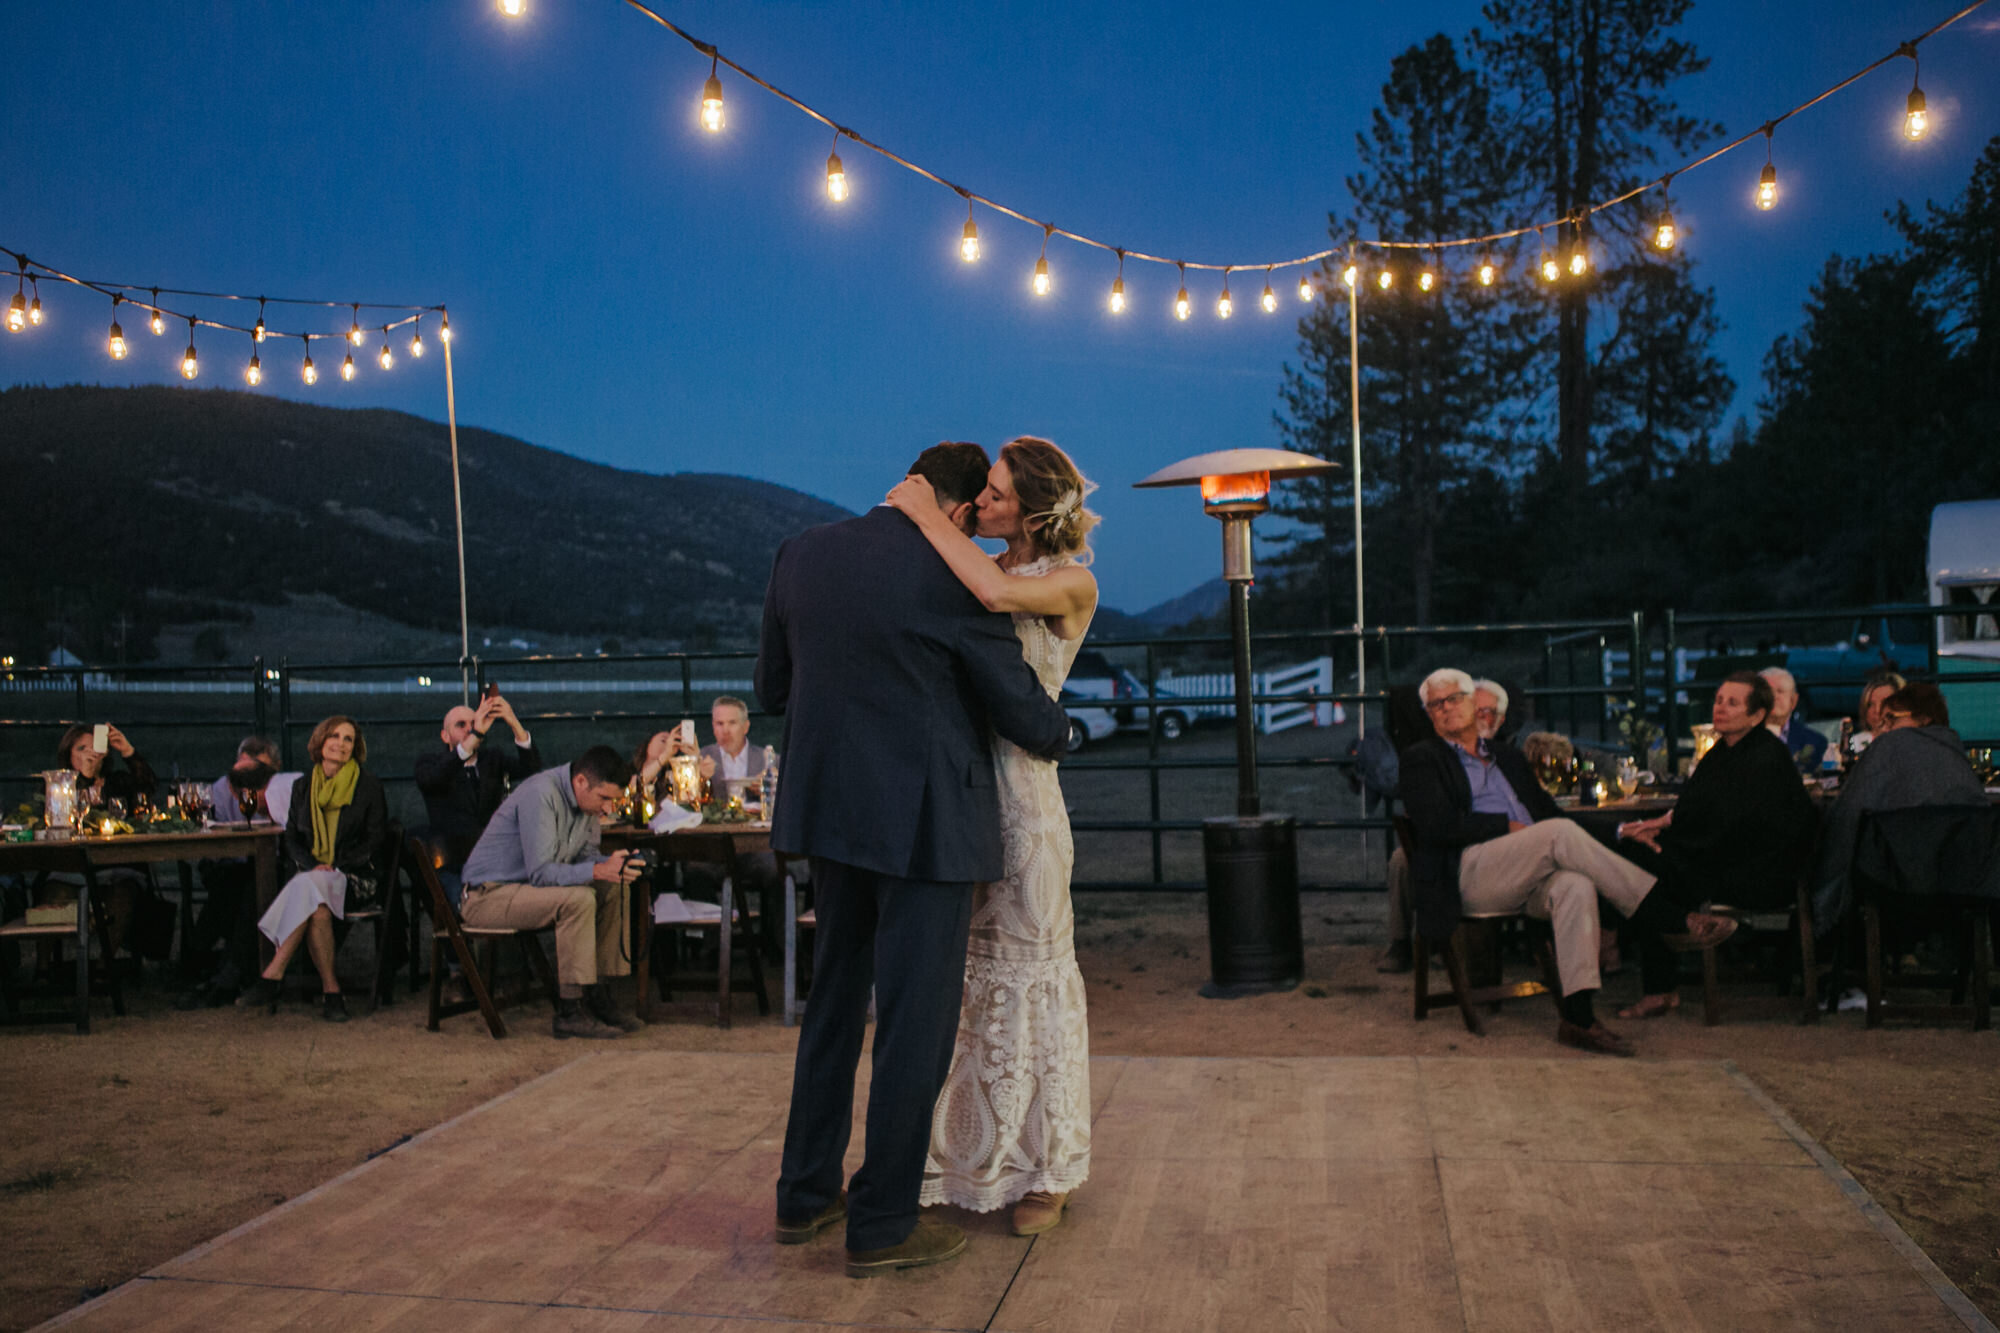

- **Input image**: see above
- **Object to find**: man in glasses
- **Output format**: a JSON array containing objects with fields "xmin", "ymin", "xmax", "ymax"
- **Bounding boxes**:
[{"xmin": 1400, "ymin": 668, "xmax": 1737, "ymax": 1055}]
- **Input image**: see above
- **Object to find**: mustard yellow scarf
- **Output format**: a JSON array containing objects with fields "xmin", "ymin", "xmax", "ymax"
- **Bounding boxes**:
[{"xmin": 310, "ymin": 760, "xmax": 360, "ymax": 867}]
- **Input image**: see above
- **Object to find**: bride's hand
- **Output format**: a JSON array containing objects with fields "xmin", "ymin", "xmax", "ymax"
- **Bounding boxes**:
[{"xmin": 886, "ymin": 474, "xmax": 937, "ymax": 518}]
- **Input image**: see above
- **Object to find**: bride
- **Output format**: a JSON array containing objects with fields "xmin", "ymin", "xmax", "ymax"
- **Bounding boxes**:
[{"xmin": 885, "ymin": 436, "xmax": 1099, "ymax": 1238}]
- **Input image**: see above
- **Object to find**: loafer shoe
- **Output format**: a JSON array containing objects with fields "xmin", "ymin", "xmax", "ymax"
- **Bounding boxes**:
[
  {"xmin": 775, "ymin": 1191, "xmax": 846, "ymax": 1244},
  {"xmin": 1011, "ymin": 1191, "xmax": 1069, "ymax": 1236},
  {"xmin": 1556, "ymin": 1019, "xmax": 1635, "ymax": 1057},
  {"xmin": 845, "ymin": 1218, "xmax": 967, "ymax": 1278}
]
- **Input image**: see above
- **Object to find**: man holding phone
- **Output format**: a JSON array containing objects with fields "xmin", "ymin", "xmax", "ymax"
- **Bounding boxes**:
[
  {"xmin": 415, "ymin": 687, "xmax": 543, "ymax": 886},
  {"xmin": 459, "ymin": 745, "xmax": 645, "ymax": 1040}
]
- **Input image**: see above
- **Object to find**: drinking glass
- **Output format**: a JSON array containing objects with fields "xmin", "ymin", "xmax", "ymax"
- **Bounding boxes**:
[{"xmin": 1615, "ymin": 758, "xmax": 1640, "ymax": 800}]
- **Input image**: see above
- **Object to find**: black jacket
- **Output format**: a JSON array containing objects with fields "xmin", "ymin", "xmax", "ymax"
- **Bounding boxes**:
[
  {"xmin": 755, "ymin": 506, "xmax": 1071, "ymax": 883},
  {"xmin": 1653, "ymin": 725, "xmax": 1815, "ymax": 909},
  {"xmin": 413, "ymin": 739, "xmax": 542, "ymax": 868},
  {"xmin": 283, "ymin": 766, "xmax": 390, "ymax": 884},
  {"xmin": 1399, "ymin": 734, "xmax": 1562, "ymax": 942}
]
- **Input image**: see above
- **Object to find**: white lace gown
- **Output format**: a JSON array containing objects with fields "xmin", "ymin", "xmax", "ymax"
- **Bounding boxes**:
[{"xmin": 922, "ymin": 556, "xmax": 1092, "ymax": 1211}]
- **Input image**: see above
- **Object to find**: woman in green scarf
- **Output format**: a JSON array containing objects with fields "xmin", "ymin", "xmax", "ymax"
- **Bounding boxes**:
[{"xmin": 243, "ymin": 716, "xmax": 388, "ymax": 1022}]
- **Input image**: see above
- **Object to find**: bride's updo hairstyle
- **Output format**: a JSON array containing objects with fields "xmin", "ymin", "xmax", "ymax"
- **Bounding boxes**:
[{"xmin": 1001, "ymin": 436, "xmax": 1099, "ymax": 564}]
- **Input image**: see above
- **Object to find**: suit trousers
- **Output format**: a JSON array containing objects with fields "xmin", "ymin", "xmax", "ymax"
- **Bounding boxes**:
[
  {"xmin": 1457, "ymin": 819, "xmax": 1656, "ymax": 996},
  {"xmin": 458, "ymin": 877, "xmax": 630, "ymax": 990},
  {"xmin": 776, "ymin": 857, "xmax": 974, "ymax": 1252}
]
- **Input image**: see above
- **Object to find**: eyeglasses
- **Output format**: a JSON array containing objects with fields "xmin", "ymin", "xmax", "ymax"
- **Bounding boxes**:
[
  {"xmin": 1474, "ymin": 707, "xmax": 1499, "ymax": 719},
  {"xmin": 1425, "ymin": 691, "xmax": 1469, "ymax": 713}
]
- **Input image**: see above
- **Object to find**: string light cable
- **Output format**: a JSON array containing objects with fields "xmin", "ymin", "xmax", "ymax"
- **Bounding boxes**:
[{"xmin": 609, "ymin": 0, "xmax": 1988, "ymax": 295}]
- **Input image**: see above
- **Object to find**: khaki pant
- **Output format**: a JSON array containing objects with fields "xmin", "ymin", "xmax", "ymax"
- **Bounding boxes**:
[
  {"xmin": 459, "ymin": 877, "xmax": 630, "ymax": 990},
  {"xmin": 1457, "ymin": 819, "xmax": 1655, "ymax": 997}
]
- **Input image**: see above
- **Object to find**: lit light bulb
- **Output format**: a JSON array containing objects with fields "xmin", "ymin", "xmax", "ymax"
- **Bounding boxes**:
[
  {"xmin": 378, "ymin": 339, "xmax": 394, "ymax": 371},
  {"xmin": 1174, "ymin": 286, "xmax": 1191, "ymax": 321},
  {"xmin": 1032, "ymin": 255, "xmax": 1051, "ymax": 297},
  {"xmin": 27, "ymin": 286, "xmax": 43, "ymax": 326},
  {"xmin": 1568, "ymin": 248, "xmax": 1588, "ymax": 276},
  {"xmin": 108, "ymin": 321, "xmax": 127, "ymax": 359},
  {"xmin": 150, "ymin": 310, "xmax": 165, "ymax": 336},
  {"xmin": 960, "ymin": 216, "xmax": 980, "ymax": 263},
  {"xmin": 1477, "ymin": 260, "xmax": 1496, "ymax": 286},
  {"xmin": 341, "ymin": 351, "xmax": 356, "ymax": 381},
  {"xmin": 1217, "ymin": 281, "xmax": 1233, "ymax": 319},
  {"xmin": 1109, "ymin": 276, "xmax": 1126, "ymax": 314},
  {"xmin": 180, "ymin": 344, "xmax": 199, "ymax": 380},
  {"xmin": 409, "ymin": 327, "xmax": 424, "ymax": 358},
  {"xmin": 1376, "ymin": 268, "xmax": 1393, "ymax": 290},
  {"xmin": 1756, "ymin": 161, "xmax": 1778, "ymax": 211},
  {"xmin": 253, "ymin": 300, "xmax": 267, "ymax": 342},
  {"xmin": 1905, "ymin": 86, "xmax": 1928, "ymax": 141},
  {"xmin": 438, "ymin": 312, "xmax": 452, "ymax": 344},
  {"xmin": 701, "ymin": 72, "xmax": 725, "ymax": 133},
  {"xmin": 499, "ymin": 0, "xmax": 524, "ymax": 15},
  {"xmin": 1341, "ymin": 264, "xmax": 1357, "ymax": 289},
  {"xmin": 1418, "ymin": 269, "xmax": 1435, "ymax": 292},
  {"xmin": 303, "ymin": 345, "xmax": 318, "ymax": 385},
  {"xmin": 349, "ymin": 307, "xmax": 365, "ymax": 345},
  {"xmin": 1653, "ymin": 210, "xmax": 1677, "ymax": 251},
  {"xmin": 4, "ymin": 293, "xmax": 24, "ymax": 334},
  {"xmin": 1299, "ymin": 274, "xmax": 1315, "ymax": 302},
  {"xmin": 246, "ymin": 353, "xmax": 262, "ymax": 386},
  {"xmin": 1261, "ymin": 282, "xmax": 1277, "ymax": 313},
  {"xmin": 825, "ymin": 149, "xmax": 847, "ymax": 202}
]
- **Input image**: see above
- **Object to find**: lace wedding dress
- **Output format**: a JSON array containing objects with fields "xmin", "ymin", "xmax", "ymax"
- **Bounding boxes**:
[{"xmin": 921, "ymin": 555, "xmax": 1092, "ymax": 1212}]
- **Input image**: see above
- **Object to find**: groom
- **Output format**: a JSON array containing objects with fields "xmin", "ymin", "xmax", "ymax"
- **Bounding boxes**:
[{"xmin": 758, "ymin": 441, "xmax": 1070, "ymax": 1277}]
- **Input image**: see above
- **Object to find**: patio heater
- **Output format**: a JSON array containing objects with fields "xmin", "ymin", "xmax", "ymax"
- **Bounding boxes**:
[{"xmin": 1135, "ymin": 447, "xmax": 1341, "ymax": 996}]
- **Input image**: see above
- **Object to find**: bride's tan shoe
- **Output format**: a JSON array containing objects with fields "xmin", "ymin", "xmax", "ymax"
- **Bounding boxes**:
[{"xmin": 1011, "ymin": 1191, "xmax": 1069, "ymax": 1236}]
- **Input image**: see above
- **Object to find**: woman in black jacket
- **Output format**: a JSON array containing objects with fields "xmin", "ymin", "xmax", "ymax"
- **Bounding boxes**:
[{"xmin": 241, "ymin": 715, "xmax": 387, "ymax": 1021}]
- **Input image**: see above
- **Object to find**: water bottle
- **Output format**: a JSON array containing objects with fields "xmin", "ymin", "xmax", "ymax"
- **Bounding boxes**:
[{"xmin": 759, "ymin": 746, "xmax": 779, "ymax": 820}]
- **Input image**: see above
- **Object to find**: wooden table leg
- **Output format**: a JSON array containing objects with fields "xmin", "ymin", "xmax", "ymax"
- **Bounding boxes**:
[
  {"xmin": 175, "ymin": 861, "xmax": 196, "ymax": 973},
  {"xmin": 254, "ymin": 836, "xmax": 279, "ymax": 972},
  {"xmin": 633, "ymin": 874, "xmax": 654, "ymax": 1023},
  {"xmin": 718, "ymin": 877, "xmax": 734, "ymax": 1029},
  {"xmin": 74, "ymin": 874, "xmax": 91, "ymax": 1035}
]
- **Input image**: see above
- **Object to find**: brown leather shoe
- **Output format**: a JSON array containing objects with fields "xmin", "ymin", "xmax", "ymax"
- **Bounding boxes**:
[
  {"xmin": 1556, "ymin": 1019, "xmax": 1635, "ymax": 1057},
  {"xmin": 1011, "ymin": 1191, "xmax": 1069, "ymax": 1236},
  {"xmin": 1663, "ymin": 913, "xmax": 1739, "ymax": 951},
  {"xmin": 1615, "ymin": 993, "xmax": 1681, "ymax": 1021},
  {"xmin": 775, "ymin": 1190, "xmax": 846, "ymax": 1244},
  {"xmin": 845, "ymin": 1217, "xmax": 967, "ymax": 1278}
]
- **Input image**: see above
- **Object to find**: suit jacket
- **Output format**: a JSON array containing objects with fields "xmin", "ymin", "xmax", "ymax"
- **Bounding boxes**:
[
  {"xmin": 1655, "ymin": 725, "xmax": 1816, "ymax": 909},
  {"xmin": 414, "ymin": 737, "xmax": 543, "ymax": 868},
  {"xmin": 283, "ymin": 766, "xmax": 390, "ymax": 882},
  {"xmin": 755, "ymin": 506, "xmax": 1071, "ymax": 883},
  {"xmin": 701, "ymin": 741, "xmax": 767, "ymax": 799},
  {"xmin": 1398, "ymin": 734, "xmax": 1563, "ymax": 943}
]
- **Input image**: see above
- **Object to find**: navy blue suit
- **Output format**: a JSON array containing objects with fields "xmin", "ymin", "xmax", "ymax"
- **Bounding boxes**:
[{"xmin": 758, "ymin": 505, "xmax": 1069, "ymax": 1250}]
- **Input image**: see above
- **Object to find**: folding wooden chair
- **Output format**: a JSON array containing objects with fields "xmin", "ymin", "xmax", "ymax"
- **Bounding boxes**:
[
  {"xmin": 638, "ymin": 832, "xmax": 769, "ymax": 1028},
  {"xmin": 1855, "ymin": 807, "xmax": 1999, "ymax": 1031},
  {"xmin": 1395, "ymin": 816, "xmax": 1556, "ymax": 1037},
  {"xmin": 406, "ymin": 835, "xmax": 556, "ymax": 1038},
  {"xmin": 0, "ymin": 844, "xmax": 124, "ymax": 1034},
  {"xmin": 334, "ymin": 821, "xmax": 409, "ymax": 1013}
]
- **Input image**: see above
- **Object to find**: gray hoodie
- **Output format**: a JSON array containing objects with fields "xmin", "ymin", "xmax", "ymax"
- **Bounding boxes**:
[{"xmin": 1811, "ymin": 725, "xmax": 1989, "ymax": 927}]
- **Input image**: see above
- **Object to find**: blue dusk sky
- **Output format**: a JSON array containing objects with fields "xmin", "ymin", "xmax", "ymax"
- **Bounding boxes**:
[{"xmin": 2, "ymin": 1, "xmax": 1995, "ymax": 613}]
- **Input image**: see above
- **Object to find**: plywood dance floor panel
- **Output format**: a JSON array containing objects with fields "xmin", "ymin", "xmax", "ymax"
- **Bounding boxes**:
[{"xmin": 42, "ymin": 1055, "xmax": 1986, "ymax": 1333}]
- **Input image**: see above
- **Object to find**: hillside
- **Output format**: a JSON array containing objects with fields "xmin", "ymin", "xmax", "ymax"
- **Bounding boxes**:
[{"xmin": 0, "ymin": 385, "xmax": 850, "ymax": 659}]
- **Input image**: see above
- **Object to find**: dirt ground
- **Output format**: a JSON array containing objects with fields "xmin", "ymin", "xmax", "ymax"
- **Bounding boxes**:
[{"xmin": 4, "ymin": 892, "xmax": 1997, "ymax": 1332}]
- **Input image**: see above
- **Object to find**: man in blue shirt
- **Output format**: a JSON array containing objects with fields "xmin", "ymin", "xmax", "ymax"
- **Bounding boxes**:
[{"xmin": 460, "ymin": 745, "xmax": 644, "ymax": 1040}]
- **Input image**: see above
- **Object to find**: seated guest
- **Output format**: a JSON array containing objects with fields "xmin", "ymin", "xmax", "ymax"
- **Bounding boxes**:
[
  {"xmin": 56, "ymin": 722, "xmax": 158, "ymax": 812},
  {"xmin": 1759, "ymin": 666, "xmax": 1825, "ymax": 774},
  {"xmin": 51, "ymin": 723, "xmax": 171, "ymax": 959},
  {"xmin": 1401, "ymin": 669, "xmax": 1733, "ymax": 1055},
  {"xmin": 242, "ymin": 717, "xmax": 389, "ymax": 1022},
  {"xmin": 633, "ymin": 725, "xmax": 706, "ymax": 808},
  {"xmin": 1849, "ymin": 670, "xmax": 1907, "ymax": 760},
  {"xmin": 1616, "ymin": 671, "xmax": 1815, "ymax": 1018},
  {"xmin": 1382, "ymin": 681, "xmax": 1503, "ymax": 974},
  {"xmin": 459, "ymin": 745, "xmax": 646, "ymax": 1040},
  {"xmin": 701, "ymin": 695, "xmax": 769, "ymax": 806},
  {"xmin": 1811, "ymin": 682, "xmax": 1989, "ymax": 929},
  {"xmin": 176, "ymin": 738, "xmax": 290, "ymax": 1008},
  {"xmin": 414, "ymin": 692, "xmax": 542, "ymax": 883}
]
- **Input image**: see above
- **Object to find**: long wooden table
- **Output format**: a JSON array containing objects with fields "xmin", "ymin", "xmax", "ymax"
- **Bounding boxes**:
[{"xmin": 601, "ymin": 822, "xmax": 779, "ymax": 1025}]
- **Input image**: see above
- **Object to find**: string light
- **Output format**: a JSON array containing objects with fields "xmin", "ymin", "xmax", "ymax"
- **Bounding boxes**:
[
  {"xmin": 341, "ymin": 350, "xmax": 356, "ymax": 381},
  {"xmin": 409, "ymin": 317, "xmax": 424, "ymax": 358},
  {"xmin": 149, "ymin": 288, "xmax": 164, "ymax": 335},
  {"xmin": 1298, "ymin": 272, "xmax": 1314, "ymax": 302},
  {"xmin": 1417, "ymin": 267, "xmax": 1435, "ymax": 293},
  {"xmin": 27, "ymin": 277, "xmax": 43, "ymax": 326},
  {"xmin": 1216, "ymin": 270, "xmax": 1233, "ymax": 319},
  {"xmin": 1173, "ymin": 262, "xmax": 1190, "ymax": 321},
  {"xmin": 5, "ymin": 264, "xmax": 23, "ymax": 333},
  {"xmin": 378, "ymin": 330, "xmax": 395, "ymax": 370},
  {"xmin": 1756, "ymin": 126, "xmax": 1779, "ymax": 210},
  {"xmin": 438, "ymin": 310, "xmax": 451, "ymax": 344},
  {"xmin": 1108, "ymin": 250, "xmax": 1126, "ymax": 314},
  {"xmin": 1903, "ymin": 46, "xmax": 1928, "ymax": 141},
  {"xmin": 302, "ymin": 335, "xmax": 318, "ymax": 385},
  {"xmin": 180, "ymin": 317, "xmax": 199, "ymax": 380},
  {"xmin": 1261, "ymin": 267, "xmax": 1277, "ymax": 314},
  {"xmin": 1032, "ymin": 226, "xmax": 1052, "ymax": 296},
  {"xmin": 1476, "ymin": 257, "xmax": 1496, "ymax": 286},
  {"xmin": 348, "ymin": 304, "xmax": 365, "ymax": 346},
  {"xmin": 1568, "ymin": 246, "xmax": 1588, "ymax": 277},
  {"xmin": 1341, "ymin": 263, "xmax": 1357, "ymax": 288},
  {"xmin": 700, "ymin": 55, "xmax": 724, "ymax": 133},
  {"xmin": 245, "ymin": 334, "xmax": 262, "ymax": 386},
  {"xmin": 1538, "ymin": 233, "xmax": 1560, "ymax": 283},
  {"xmin": 1376, "ymin": 267, "xmax": 1392, "ymax": 290},
  {"xmin": 253, "ymin": 297, "xmax": 266, "ymax": 342},
  {"xmin": 825, "ymin": 132, "xmax": 848, "ymax": 202},
  {"xmin": 107, "ymin": 295, "xmax": 126, "ymax": 359},
  {"xmin": 959, "ymin": 200, "xmax": 980, "ymax": 263},
  {"xmin": 499, "ymin": 0, "xmax": 524, "ymax": 16},
  {"xmin": 1653, "ymin": 178, "xmax": 1678, "ymax": 250}
]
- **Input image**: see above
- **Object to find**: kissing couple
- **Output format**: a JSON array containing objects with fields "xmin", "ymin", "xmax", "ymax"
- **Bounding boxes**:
[{"xmin": 756, "ymin": 436, "xmax": 1101, "ymax": 1276}]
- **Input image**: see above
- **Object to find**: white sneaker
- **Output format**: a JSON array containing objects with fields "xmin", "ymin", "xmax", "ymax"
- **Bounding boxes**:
[{"xmin": 1835, "ymin": 988, "xmax": 1868, "ymax": 1012}]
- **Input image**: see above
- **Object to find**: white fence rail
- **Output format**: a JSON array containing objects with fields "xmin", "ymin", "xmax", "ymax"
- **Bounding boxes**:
[{"xmin": 1157, "ymin": 657, "xmax": 1345, "ymax": 735}]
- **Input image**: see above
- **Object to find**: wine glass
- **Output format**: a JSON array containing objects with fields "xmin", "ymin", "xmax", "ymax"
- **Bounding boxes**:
[
  {"xmin": 1615, "ymin": 758, "xmax": 1640, "ymax": 801},
  {"xmin": 239, "ymin": 784, "xmax": 262, "ymax": 825}
]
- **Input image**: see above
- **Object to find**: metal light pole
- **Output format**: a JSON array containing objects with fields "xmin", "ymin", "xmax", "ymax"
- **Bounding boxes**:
[{"xmin": 1136, "ymin": 447, "xmax": 1341, "ymax": 997}]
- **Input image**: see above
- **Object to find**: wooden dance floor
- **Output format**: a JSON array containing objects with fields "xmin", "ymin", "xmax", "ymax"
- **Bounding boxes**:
[{"xmin": 44, "ymin": 1054, "xmax": 1988, "ymax": 1332}]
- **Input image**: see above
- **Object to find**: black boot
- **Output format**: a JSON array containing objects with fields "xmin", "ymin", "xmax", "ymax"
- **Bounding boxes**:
[
  {"xmin": 585, "ymin": 983, "xmax": 645, "ymax": 1033},
  {"xmin": 553, "ymin": 997, "xmax": 624, "ymax": 1040}
]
